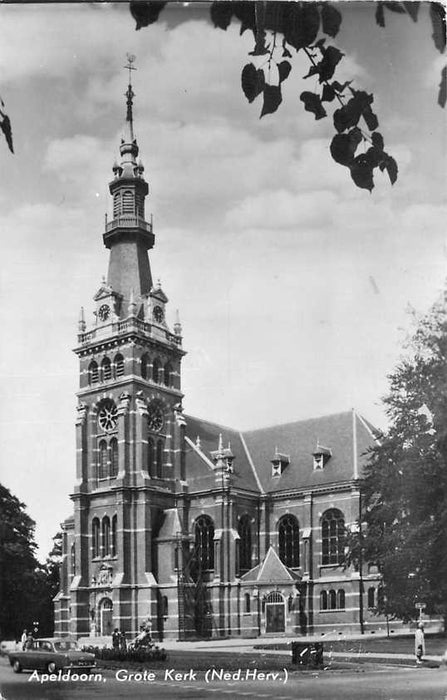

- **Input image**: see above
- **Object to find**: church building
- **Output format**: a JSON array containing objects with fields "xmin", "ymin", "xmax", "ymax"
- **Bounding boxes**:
[{"xmin": 55, "ymin": 69, "xmax": 384, "ymax": 641}]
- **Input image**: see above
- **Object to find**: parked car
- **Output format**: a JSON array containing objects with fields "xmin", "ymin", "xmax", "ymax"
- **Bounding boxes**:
[{"xmin": 8, "ymin": 638, "xmax": 96, "ymax": 674}]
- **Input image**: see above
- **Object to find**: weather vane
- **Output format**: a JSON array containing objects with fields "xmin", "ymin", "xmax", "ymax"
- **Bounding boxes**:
[{"xmin": 124, "ymin": 53, "xmax": 136, "ymax": 84}]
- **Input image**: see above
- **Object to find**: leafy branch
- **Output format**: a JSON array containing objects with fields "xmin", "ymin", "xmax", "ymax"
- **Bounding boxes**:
[{"xmin": 129, "ymin": 0, "xmax": 446, "ymax": 193}]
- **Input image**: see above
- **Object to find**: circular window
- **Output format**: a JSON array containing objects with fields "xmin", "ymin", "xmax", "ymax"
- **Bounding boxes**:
[{"xmin": 98, "ymin": 400, "xmax": 118, "ymax": 433}]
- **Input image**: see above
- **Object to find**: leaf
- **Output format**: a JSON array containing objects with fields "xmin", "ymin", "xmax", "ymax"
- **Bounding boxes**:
[
  {"xmin": 330, "ymin": 128, "xmax": 362, "ymax": 166},
  {"xmin": 234, "ymin": 1, "xmax": 257, "ymax": 35},
  {"xmin": 241, "ymin": 63, "xmax": 265, "ymax": 103},
  {"xmin": 278, "ymin": 60, "xmax": 292, "ymax": 83},
  {"xmin": 285, "ymin": 3, "xmax": 320, "ymax": 50},
  {"xmin": 350, "ymin": 154, "xmax": 375, "ymax": 191},
  {"xmin": 130, "ymin": 1, "xmax": 167, "ymax": 30},
  {"xmin": 430, "ymin": 3, "xmax": 447, "ymax": 54},
  {"xmin": 0, "ymin": 114, "xmax": 14, "ymax": 154},
  {"xmin": 403, "ymin": 2, "xmax": 420, "ymax": 21},
  {"xmin": 375, "ymin": 3, "xmax": 385, "ymax": 27},
  {"xmin": 363, "ymin": 105, "xmax": 379, "ymax": 131},
  {"xmin": 261, "ymin": 84, "xmax": 282, "ymax": 117},
  {"xmin": 332, "ymin": 80, "xmax": 352, "ymax": 94},
  {"xmin": 300, "ymin": 91, "xmax": 327, "ymax": 120},
  {"xmin": 249, "ymin": 29, "xmax": 269, "ymax": 56},
  {"xmin": 384, "ymin": 2, "xmax": 406, "ymax": 13},
  {"xmin": 321, "ymin": 3, "xmax": 342, "ymax": 37},
  {"xmin": 438, "ymin": 65, "xmax": 447, "ymax": 107},
  {"xmin": 210, "ymin": 1, "xmax": 234, "ymax": 30},
  {"xmin": 322, "ymin": 84, "xmax": 336, "ymax": 102},
  {"xmin": 379, "ymin": 154, "xmax": 399, "ymax": 185},
  {"xmin": 372, "ymin": 132, "xmax": 385, "ymax": 151},
  {"xmin": 318, "ymin": 45, "xmax": 344, "ymax": 83}
]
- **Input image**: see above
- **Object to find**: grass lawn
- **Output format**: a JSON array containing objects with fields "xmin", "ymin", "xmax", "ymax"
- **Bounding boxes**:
[{"xmin": 256, "ymin": 633, "xmax": 447, "ymax": 656}]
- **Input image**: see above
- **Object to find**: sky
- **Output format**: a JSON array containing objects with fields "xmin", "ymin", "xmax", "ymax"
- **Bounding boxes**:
[{"xmin": 0, "ymin": 2, "xmax": 445, "ymax": 560}]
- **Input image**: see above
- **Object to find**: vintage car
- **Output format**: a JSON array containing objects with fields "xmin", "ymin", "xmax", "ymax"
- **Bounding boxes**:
[{"xmin": 8, "ymin": 638, "xmax": 96, "ymax": 674}]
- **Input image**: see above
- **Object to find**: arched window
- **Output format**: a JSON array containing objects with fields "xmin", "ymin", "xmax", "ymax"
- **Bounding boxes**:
[
  {"xmin": 71, "ymin": 543, "xmax": 76, "ymax": 577},
  {"xmin": 88, "ymin": 360, "xmax": 99, "ymax": 385},
  {"xmin": 377, "ymin": 586, "xmax": 385, "ymax": 607},
  {"xmin": 162, "ymin": 596, "xmax": 168, "ymax": 617},
  {"xmin": 141, "ymin": 354, "xmax": 148, "ymax": 380},
  {"xmin": 102, "ymin": 516, "xmax": 110, "ymax": 557},
  {"xmin": 152, "ymin": 358, "xmax": 160, "ymax": 383},
  {"xmin": 337, "ymin": 589, "xmax": 345, "ymax": 609},
  {"xmin": 111, "ymin": 515, "xmax": 117, "ymax": 558},
  {"xmin": 114, "ymin": 354, "xmax": 124, "ymax": 378},
  {"xmin": 101, "ymin": 357, "xmax": 112, "ymax": 382},
  {"xmin": 110, "ymin": 438, "xmax": 118, "ymax": 478},
  {"xmin": 147, "ymin": 437, "xmax": 154, "ymax": 476},
  {"xmin": 156, "ymin": 439, "xmax": 163, "ymax": 478},
  {"xmin": 238, "ymin": 515, "xmax": 252, "ymax": 574},
  {"xmin": 321, "ymin": 509, "xmax": 345, "ymax": 565},
  {"xmin": 163, "ymin": 362, "xmax": 172, "ymax": 386},
  {"xmin": 195, "ymin": 515, "xmax": 215, "ymax": 570},
  {"xmin": 92, "ymin": 518, "xmax": 100, "ymax": 559},
  {"xmin": 368, "ymin": 587, "xmax": 376, "ymax": 608},
  {"xmin": 113, "ymin": 192, "xmax": 120, "ymax": 218},
  {"xmin": 329, "ymin": 589, "xmax": 337, "ymax": 610},
  {"xmin": 320, "ymin": 590, "xmax": 328, "ymax": 610},
  {"xmin": 98, "ymin": 440, "xmax": 108, "ymax": 480},
  {"xmin": 244, "ymin": 593, "xmax": 251, "ymax": 613},
  {"xmin": 278, "ymin": 514, "xmax": 300, "ymax": 568},
  {"xmin": 122, "ymin": 190, "xmax": 134, "ymax": 214}
]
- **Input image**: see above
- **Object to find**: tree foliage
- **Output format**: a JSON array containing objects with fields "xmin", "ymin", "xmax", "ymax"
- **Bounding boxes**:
[
  {"xmin": 0, "ymin": 484, "xmax": 59, "ymax": 639},
  {"xmin": 357, "ymin": 289, "xmax": 447, "ymax": 624},
  {"xmin": 129, "ymin": 0, "xmax": 446, "ymax": 192}
]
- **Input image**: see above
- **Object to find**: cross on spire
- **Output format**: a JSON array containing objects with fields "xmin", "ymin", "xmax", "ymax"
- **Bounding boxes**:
[{"xmin": 124, "ymin": 54, "xmax": 137, "ymax": 135}]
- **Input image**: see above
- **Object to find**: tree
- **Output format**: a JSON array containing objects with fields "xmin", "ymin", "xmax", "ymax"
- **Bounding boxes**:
[
  {"xmin": 129, "ymin": 0, "xmax": 446, "ymax": 192},
  {"xmin": 355, "ymin": 288, "xmax": 447, "ymax": 627},
  {"xmin": 0, "ymin": 485, "xmax": 59, "ymax": 638}
]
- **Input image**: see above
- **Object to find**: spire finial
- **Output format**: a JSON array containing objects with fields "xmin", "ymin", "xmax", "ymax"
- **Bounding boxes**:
[{"xmin": 124, "ymin": 53, "xmax": 136, "ymax": 140}]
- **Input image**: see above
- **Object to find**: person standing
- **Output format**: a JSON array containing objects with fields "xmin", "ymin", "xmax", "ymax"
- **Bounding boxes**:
[
  {"xmin": 415, "ymin": 622, "xmax": 425, "ymax": 665},
  {"xmin": 20, "ymin": 629, "xmax": 28, "ymax": 651},
  {"xmin": 112, "ymin": 628, "xmax": 120, "ymax": 651}
]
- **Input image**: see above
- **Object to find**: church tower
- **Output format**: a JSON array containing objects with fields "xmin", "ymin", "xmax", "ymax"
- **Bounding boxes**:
[{"xmin": 55, "ymin": 57, "xmax": 186, "ymax": 639}]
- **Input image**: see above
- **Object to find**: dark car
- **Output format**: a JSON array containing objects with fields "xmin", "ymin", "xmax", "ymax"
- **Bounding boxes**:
[{"xmin": 8, "ymin": 638, "xmax": 96, "ymax": 674}]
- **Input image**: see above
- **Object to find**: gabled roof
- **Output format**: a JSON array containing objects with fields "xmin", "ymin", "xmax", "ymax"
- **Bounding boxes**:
[
  {"xmin": 241, "ymin": 546, "xmax": 301, "ymax": 583},
  {"xmin": 183, "ymin": 410, "xmax": 376, "ymax": 494}
]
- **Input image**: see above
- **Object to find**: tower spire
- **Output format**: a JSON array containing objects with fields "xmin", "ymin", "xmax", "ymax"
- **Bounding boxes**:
[{"xmin": 124, "ymin": 53, "xmax": 136, "ymax": 142}]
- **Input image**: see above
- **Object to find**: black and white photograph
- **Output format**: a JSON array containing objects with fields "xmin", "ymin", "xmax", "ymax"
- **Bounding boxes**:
[{"xmin": 0, "ymin": 1, "xmax": 446, "ymax": 698}]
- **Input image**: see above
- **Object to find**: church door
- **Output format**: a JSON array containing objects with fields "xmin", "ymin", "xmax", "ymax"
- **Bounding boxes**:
[
  {"xmin": 99, "ymin": 598, "xmax": 113, "ymax": 636},
  {"xmin": 265, "ymin": 592, "xmax": 285, "ymax": 634}
]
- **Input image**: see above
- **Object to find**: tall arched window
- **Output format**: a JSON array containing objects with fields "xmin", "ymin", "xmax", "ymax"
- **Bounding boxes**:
[
  {"xmin": 102, "ymin": 516, "xmax": 110, "ymax": 557},
  {"xmin": 163, "ymin": 362, "xmax": 172, "ymax": 386},
  {"xmin": 141, "ymin": 354, "xmax": 148, "ymax": 380},
  {"xmin": 110, "ymin": 438, "xmax": 118, "ymax": 478},
  {"xmin": 98, "ymin": 440, "xmax": 108, "ymax": 480},
  {"xmin": 101, "ymin": 357, "xmax": 112, "ymax": 382},
  {"xmin": 88, "ymin": 360, "xmax": 99, "ymax": 385},
  {"xmin": 156, "ymin": 439, "xmax": 163, "ymax": 478},
  {"xmin": 368, "ymin": 587, "xmax": 376, "ymax": 608},
  {"xmin": 238, "ymin": 515, "xmax": 252, "ymax": 574},
  {"xmin": 322, "ymin": 509, "xmax": 345, "ymax": 565},
  {"xmin": 195, "ymin": 515, "xmax": 214, "ymax": 570},
  {"xmin": 122, "ymin": 190, "xmax": 134, "ymax": 214},
  {"xmin": 329, "ymin": 589, "xmax": 337, "ymax": 610},
  {"xmin": 278, "ymin": 514, "xmax": 300, "ymax": 567},
  {"xmin": 337, "ymin": 589, "xmax": 345, "ymax": 609},
  {"xmin": 147, "ymin": 437, "xmax": 154, "ymax": 476},
  {"xmin": 92, "ymin": 518, "xmax": 100, "ymax": 559},
  {"xmin": 71, "ymin": 543, "xmax": 76, "ymax": 577},
  {"xmin": 320, "ymin": 590, "xmax": 328, "ymax": 610},
  {"xmin": 244, "ymin": 593, "xmax": 251, "ymax": 613},
  {"xmin": 152, "ymin": 358, "xmax": 160, "ymax": 383},
  {"xmin": 111, "ymin": 515, "xmax": 117, "ymax": 558},
  {"xmin": 114, "ymin": 354, "xmax": 124, "ymax": 378}
]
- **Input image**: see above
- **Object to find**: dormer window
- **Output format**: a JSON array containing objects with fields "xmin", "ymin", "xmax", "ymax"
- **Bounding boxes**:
[
  {"xmin": 313, "ymin": 444, "xmax": 332, "ymax": 470},
  {"xmin": 270, "ymin": 449, "xmax": 290, "ymax": 477}
]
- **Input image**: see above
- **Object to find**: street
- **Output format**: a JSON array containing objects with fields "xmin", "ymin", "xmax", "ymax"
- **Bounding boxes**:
[{"xmin": 1, "ymin": 657, "xmax": 447, "ymax": 700}]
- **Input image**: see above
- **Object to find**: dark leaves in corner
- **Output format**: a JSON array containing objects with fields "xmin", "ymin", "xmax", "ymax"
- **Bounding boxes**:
[
  {"xmin": 285, "ymin": 3, "xmax": 320, "ymax": 51},
  {"xmin": 380, "ymin": 154, "xmax": 399, "ymax": 185},
  {"xmin": 321, "ymin": 3, "xmax": 342, "ymax": 37},
  {"xmin": 430, "ymin": 2, "xmax": 447, "ymax": 54},
  {"xmin": 334, "ymin": 90, "xmax": 377, "ymax": 133},
  {"xmin": 130, "ymin": 1, "xmax": 166, "ymax": 30},
  {"xmin": 330, "ymin": 127, "xmax": 363, "ymax": 166},
  {"xmin": 439, "ymin": 65, "xmax": 447, "ymax": 107},
  {"xmin": 300, "ymin": 92, "xmax": 327, "ymax": 120},
  {"xmin": 241, "ymin": 63, "xmax": 265, "ymax": 103},
  {"xmin": 210, "ymin": 1, "xmax": 234, "ymax": 30},
  {"xmin": 403, "ymin": 2, "xmax": 420, "ymax": 21},
  {"xmin": 261, "ymin": 85, "xmax": 282, "ymax": 117},
  {"xmin": 0, "ymin": 113, "xmax": 14, "ymax": 154},
  {"xmin": 350, "ymin": 154, "xmax": 375, "ymax": 192}
]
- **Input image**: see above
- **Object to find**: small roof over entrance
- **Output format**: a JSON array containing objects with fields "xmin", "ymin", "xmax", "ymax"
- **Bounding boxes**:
[{"xmin": 240, "ymin": 546, "xmax": 301, "ymax": 584}]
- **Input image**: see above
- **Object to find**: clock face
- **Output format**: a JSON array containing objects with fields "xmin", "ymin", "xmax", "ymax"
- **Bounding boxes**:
[
  {"xmin": 147, "ymin": 404, "xmax": 164, "ymax": 433},
  {"xmin": 98, "ymin": 400, "xmax": 118, "ymax": 432},
  {"xmin": 98, "ymin": 304, "xmax": 110, "ymax": 322},
  {"xmin": 153, "ymin": 305, "xmax": 164, "ymax": 323}
]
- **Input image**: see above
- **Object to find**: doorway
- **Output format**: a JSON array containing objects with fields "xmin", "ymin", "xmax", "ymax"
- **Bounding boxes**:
[
  {"xmin": 265, "ymin": 591, "xmax": 285, "ymax": 633},
  {"xmin": 99, "ymin": 598, "xmax": 113, "ymax": 636}
]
